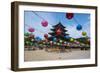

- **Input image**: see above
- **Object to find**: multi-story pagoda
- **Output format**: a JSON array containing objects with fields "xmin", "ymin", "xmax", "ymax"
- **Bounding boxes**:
[{"xmin": 49, "ymin": 22, "xmax": 69, "ymax": 41}]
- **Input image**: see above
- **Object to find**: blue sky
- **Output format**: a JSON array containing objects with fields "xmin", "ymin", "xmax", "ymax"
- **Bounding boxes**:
[{"xmin": 24, "ymin": 11, "xmax": 90, "ymax": 39}]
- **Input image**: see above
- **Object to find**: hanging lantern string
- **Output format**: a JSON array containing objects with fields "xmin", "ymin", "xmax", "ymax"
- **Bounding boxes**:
[
  {"xmin": 25, "ymin": 24, "xmax": 48, "ymax": 34},
  {"xmin": 25, "ymin": 24, "xmax": 31, "ymax": 28},
  {"xmin": 32, "ymin": 11, "xmax": 45, "ymax": 20},
  {"xmin": 31, "ymin": 11, "xmax": 54, "ymax": 26},
  {"xmin": 73, "ymin": 17, "xmax": 81, "ymax": 25}
]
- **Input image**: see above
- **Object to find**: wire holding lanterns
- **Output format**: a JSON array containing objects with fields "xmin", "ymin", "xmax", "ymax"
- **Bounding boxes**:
[
  {"xmin": 25, "ymin": 24, "xmax": 44, "ymax": 33},
  {"xmin": 31, "ymin": 11, "xmax": 54, "ymax": 27},
  {"xmin": 25, "ymin": 11, "xmax": 87, "ymax": 41},
  {"xmin": 66, "ymin": 13, "xmax": 82, "ymax": 31}
]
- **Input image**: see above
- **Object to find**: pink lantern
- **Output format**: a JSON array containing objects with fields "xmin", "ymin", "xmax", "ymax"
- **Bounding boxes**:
[
  {"xmin": 28, "ymin": 28, "xmax": 35, "ymax": 32},
  {"xmin": 76, "ymin": 41, "xmax": 79, "ymax": 44},
  {"xmin": 50, "ymin": 41, "xmax": 53, "ymax": 45},
  {"xmin": 66, "ymin": 13, "xmax": 74, "ymax": 19},
  {"xmin": 41, "ymin": 20, "xmax": 48, "ymax": 27}
]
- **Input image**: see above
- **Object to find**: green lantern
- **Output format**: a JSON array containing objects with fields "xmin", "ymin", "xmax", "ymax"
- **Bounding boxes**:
[
  {"xmin": 54, "ymin": 42, "xmax": 56, "ymax": 45},
  {"xmin": 30, "ymin": 42, "xmax": 33, "ymax": 46},
  {"xmin": 70, "ymin": 38, "xmax": 74, "ymax": 42},
  {"xmin": 26, "ymin": 41, "xmax": 29, "ymax": 44},
  {"xmin": 57, "ymin": 43, "xmax": 60, "ymax": 45},
  {"xmin": 31, "ymin": 39, "xmax": 34, "ymax": 41},
  {"xmin": 24, "ymin": 36, "xmax": 28, "ymax": 38},
  {"xmin": 60, "ymin": 40, "xmax": 62, "ymax": 43},
  {"xmin": 24, "ymin": 32, "xmax": 29, "ymax": 36},
  {"xmin": 82, "ymin": 32, "xmax": 87, "ymax": 36}
]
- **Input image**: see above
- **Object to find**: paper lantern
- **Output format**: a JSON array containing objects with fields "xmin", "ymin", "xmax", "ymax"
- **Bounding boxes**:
[
  {"xmin": 57, "ymin": 43, "xmax": 60, "ymax": 45},
  {"xmin": 64, "ymin": 42, "xmax": 67, "ymax": 44},
  {"xmin": 29, "ymin": 34, "xmax": 34, "ymax": 38},
  {"xmin": 35, "ymin": 37, "xmax": 41, "ymax": 41},
  {"xmin": 82, "ymin": 32, "xmax": 87, "ymax": 36},
  {"xmin": 70, "ymin": 38, "xmax": 74, "ymax": 42},
  {"xmin": 50, "ymin": 41, "xmax": 53, "ymax": 44},
  {"xmin": 66, "ymin": 13, "xmax": 74, "ymax": 19},
  {"xmin": 76, "ymin": 25, "xmax": 82, "ymax": 31},
  {"xmin": 62, "ymin": 43, "xmax": 66, "ymax": 46},
  {"xmin": 54, "ymin": 42, "xmax": 56, "ymax": 44},
  {"xmin": 31, "ymin": 39, "xmax": 34, "ymax": 41},
  {"xmin": 24, "ymin": 36, "xmax": 28, "ymax": 38},
  {"xmin": 41, "ymin": 20, "xmax": 48, "ymax": 27},
  {"xmin": 28, "ymin": 28, "xmax": 35, "ymax": 32},
  {"xmin": 65, "ymin": 36, "xmax": 70, "ymax": 39},
  {"xmin": 30, "ymin": 43, "xmax": 33, "ymax": 46},
  {"xmin": 50, "ymin": 41, "xmax": 53, "ymax": 45},
  {"xmin": 60, "ymin": 40, "xmax": 62, "ymax": 43},
  {"xmin": 75, "ymin": 41, "xmax": 80, "ymax": 44},
  {"xmin": 53, "ymin": 37, "xmax": 57, "ymax": 41},
  {"xmin": 24, "ymin": 33, "xmax": 29, "ymax": 36},
  {"xmin": 26, "ymin": 41, "xmax": 29, "ymax": 44}
]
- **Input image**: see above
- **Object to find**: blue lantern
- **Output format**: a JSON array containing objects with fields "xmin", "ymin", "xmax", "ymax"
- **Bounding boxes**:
[
  {"xmin": 65, "ymin": 36, "xmax": 70, "ymax": 39},
  {"xmin": 76, "ymin": 24, "xmax": 82, "ymax": 31},
  {"xmin": 35, "ymin": 37, "xmax": 41, "ymax": 41},
  {"xmin": 53, "ymin": 37, "xmax": 57, "ymax": 42}
]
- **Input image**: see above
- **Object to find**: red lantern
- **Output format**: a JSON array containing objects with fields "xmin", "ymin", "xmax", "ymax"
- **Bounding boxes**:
[
  {"xmin": 44, "ymin": 34, "xmax": 48, "ymax": 39},
  {"xmin": 56, "ymin": 28, "xmax": 62, "ymax": 35},
  {"xmin": 41, "ymin": 20, "xmax": 48, "ymax": 27},
  {"xmin": 28, "ymin": 28, "xmax": 35, "ymax": 32},
  {"xmin": 66, "ymin": 13, "xmax": 74, "ymax": 19}
]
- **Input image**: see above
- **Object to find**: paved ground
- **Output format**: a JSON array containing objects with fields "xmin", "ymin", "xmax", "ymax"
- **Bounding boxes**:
[{"xmin": 24, "ymin": 49, "xmax": 90, "ymax": 61}]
